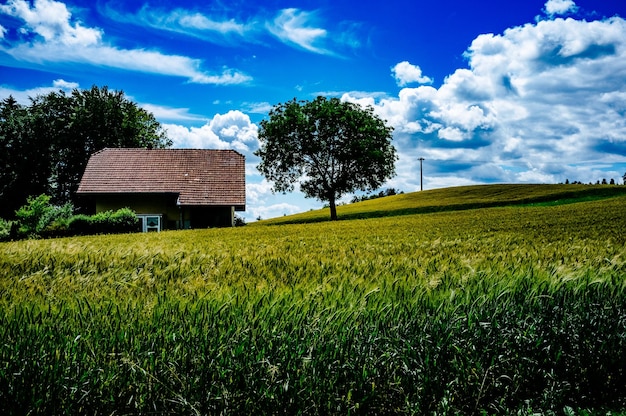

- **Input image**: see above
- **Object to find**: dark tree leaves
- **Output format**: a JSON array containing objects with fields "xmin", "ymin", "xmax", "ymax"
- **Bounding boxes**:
[{"xmin": 255, "ymin": 96, "xmax": 397, "ymax": 220}]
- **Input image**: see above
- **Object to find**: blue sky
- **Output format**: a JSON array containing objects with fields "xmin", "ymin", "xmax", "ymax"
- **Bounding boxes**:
[{"xmin": 1, "ymin": 0, "xmax": 625, "ymax": 220}]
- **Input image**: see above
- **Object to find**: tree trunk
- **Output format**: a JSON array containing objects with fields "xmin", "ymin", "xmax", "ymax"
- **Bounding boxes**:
[{"xmin": 328, "ymin": 195, "xmax": 338, "ymax": 221}]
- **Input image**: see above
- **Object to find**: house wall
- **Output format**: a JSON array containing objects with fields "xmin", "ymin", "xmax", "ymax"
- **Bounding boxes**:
[
  {"xmin": 95, "ymin": 194, "xmax": 180, "ymax": 230},
  {"xmin": 94, "ymin": 194, "xmax": 235, "ymax": 229}
]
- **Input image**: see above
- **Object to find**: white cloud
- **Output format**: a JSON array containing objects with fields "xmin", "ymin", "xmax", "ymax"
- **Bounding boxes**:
[
  {"xmin": 543, "ymin": 0, "xmax": 578, "ymax": 17},
  {"xmin": 140, "ymin": 104, "xmax": 206, "ymax": 123},
  {"xmin": 104, "ymin": 4, "xmax": 252, "ymax": 42},
  {"xmin": 343, "ymin": 13, "xmax": 626, "ymax": 189},
  {"xmin": 166, "ymin": 110, "xmax": 259, "ymax": 154},
  {"xmin": 391, "ymin": 61, "xmax": 433, "ymax": 86},
  {"xmin": 0, "ymin": 0, "xmax": 102, "ymax": 46},
  {"xmin": 0, "ymin": 24, "xmax": 7, "ymax": 39},
  {"xmin": 267, "ymin": 8, "xmax": 329, "ymax": 54},
  {"xmin": 164, "ymin": 123, "xmax": 227, "ymax": 149},
  {"xmin": 52, "ymin": 78, "xmax": 78, "ymax": 89},
  {"xmin": 246, "ymin": 180, "xmax": 274, "ymax": 204},
  {"xmin": 0, "ymin": 0, "xmax": 251, "ymax": 84},
  {"xmin": 249, "ymin": 202, "xmax": 303, "ymax": 221},
  {"xmin": 103, "ymin": 3, "xmax": 359, "ymax": 56}
]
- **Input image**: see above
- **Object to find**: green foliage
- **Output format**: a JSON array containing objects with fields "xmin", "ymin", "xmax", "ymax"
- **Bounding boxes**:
[
  {"xmin": 256, "ymin": 96, "xmax": 397, "ymax": 220},
  {"xmin": 1, "ymin": 192, "xmax": 625, "ymax": 414},
  {"xmin": 67, "ymin": 209, "xmax": 139, "ymax": 236},
  {"xmin": 14, "ymin": 194, "xmax": 73, "ymax": 238},
  {"xmin": 11, "ymin": 194, "xmax": 137, "ymax": 238},
  {"xmin": 66, "ymin": 214, "xmax": 92, "ymax": 236}
]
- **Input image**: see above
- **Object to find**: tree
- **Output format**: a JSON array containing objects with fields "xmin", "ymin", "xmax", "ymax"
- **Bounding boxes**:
[
  {"xmin": 0, "ymin": 86, "xmax": 171, "ymax": 216},
  {"xmin": 255, "ymin": 96, "xmax": 397, "ymax": 220},
  {"xmin": 0, "ymin": 96, "xmax": 50, "ymax": 218}
]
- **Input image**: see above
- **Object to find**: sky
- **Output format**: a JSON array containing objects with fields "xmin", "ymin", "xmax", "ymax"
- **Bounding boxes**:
[{"xmin": 1, "ymin": 0, "xmax": 626, "ymax": 221}]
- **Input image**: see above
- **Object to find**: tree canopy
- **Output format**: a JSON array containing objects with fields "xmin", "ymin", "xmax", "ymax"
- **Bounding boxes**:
[
  {"xmin": 0, "ymin": 86, "xmax": 170, "ymax": 218},
  {"xmin": 255, "ymin": 96, "xmax": 397, "ymax": 220}
]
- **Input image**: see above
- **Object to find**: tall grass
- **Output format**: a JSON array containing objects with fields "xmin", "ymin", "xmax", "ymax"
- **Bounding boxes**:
[{"xmin": 1, "ymin": 194, "xmax": 626, "ymax": 414}]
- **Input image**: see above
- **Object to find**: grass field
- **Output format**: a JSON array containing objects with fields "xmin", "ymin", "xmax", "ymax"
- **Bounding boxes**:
[{"xmin": 1, "ymin": 184, "xmax": 626, "ymax": 414}]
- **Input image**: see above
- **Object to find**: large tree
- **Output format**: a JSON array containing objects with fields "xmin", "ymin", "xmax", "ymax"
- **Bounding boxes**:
[
  {"xmin": 0, "ymin": 96, "xmax": 51, "ymax": 218},
  {"xmin": 0, "ymin": 86, "xmax": 171, "ymax": 217},
  {"xmin": 255, "ymin": 96, "xmax": 397, "ymax": 220}
]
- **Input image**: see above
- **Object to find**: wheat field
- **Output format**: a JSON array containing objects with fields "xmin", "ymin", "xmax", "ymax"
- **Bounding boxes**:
[{"xmin": 1, "ymin": 187, "xmax": 625, "ymax": 414}]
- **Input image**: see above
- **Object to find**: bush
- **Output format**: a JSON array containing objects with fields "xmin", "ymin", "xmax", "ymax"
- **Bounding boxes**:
[
  {"xmin": 14, "ymin": 194, "xmax": 52, "ymax": 237},
  {"xmin": 8, "ymin": 195, "xmax": 139, "ymax": 239},
  {"xmin": 14, "ymin": 194, "xmax": 74, "ymax": 238},
  {"xmin": 67, "ymin": 209, "xmax": 139, "ymax": 236},
  {"xmin": 105, "ymin": 208, "xmax": 140, "ymax": 234},
  {"xmin": 67, "ymin": 214, "xmax": 92, "ymax": 236}
]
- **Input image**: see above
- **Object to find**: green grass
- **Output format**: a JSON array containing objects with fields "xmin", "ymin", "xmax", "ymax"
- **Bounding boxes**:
[{"xmin": 1, "ymin": 185, "xmax": 626, "ymax": 414}]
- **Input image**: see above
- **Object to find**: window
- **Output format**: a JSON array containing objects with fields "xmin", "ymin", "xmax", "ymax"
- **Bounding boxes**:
[{"xmin": 138, "ymin": 214, "xmax": 162, "ymax": 232}]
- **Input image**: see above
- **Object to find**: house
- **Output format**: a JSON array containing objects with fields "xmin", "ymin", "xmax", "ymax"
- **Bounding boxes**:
[{"xmin": 76, "ymin": 148, "xmax": 245, "ymax": 231}]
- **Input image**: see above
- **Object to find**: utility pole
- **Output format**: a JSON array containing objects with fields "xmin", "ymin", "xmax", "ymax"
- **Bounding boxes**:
[{"xmin": 418, "ymin": 157, "xmax": 425, "ymax": 191}]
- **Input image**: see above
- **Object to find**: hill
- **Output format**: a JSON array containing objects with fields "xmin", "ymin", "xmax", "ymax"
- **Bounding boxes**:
[{"xmin": 259, "ymin": 183, "xmax": 626, "ymax": 224}]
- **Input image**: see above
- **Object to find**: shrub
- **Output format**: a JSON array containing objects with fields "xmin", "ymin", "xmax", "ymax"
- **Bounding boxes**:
[
  {"xmin": 67, "ymin": 214, "xmax": 92, "ymax": 236},
  {"xmin": 15, "ymin": 194, "xmax": 53, "ymax": 237},
  {"xmin": 67, "ymin": 209, "xmax": 139, "ymax": 236},
  {"xmin": 108, "ymin": 208, "xmax": 140, "ymax": 233},
  {"xmin": 14, "ymin": 195, "xmax": 74, "ymax": 238}
]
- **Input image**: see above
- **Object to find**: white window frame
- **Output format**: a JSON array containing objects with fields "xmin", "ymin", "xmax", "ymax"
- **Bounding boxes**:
[{"xmin": 137, "ymin": 214, "xmax": 162, "ymax": 232}]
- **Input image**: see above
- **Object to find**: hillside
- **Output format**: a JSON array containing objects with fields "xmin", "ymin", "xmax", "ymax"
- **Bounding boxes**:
[{"xmin": 259, "ymin": 183, "xmax": 626, "ymax": 224}]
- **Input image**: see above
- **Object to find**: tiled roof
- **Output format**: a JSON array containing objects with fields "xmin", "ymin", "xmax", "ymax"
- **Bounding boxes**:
[{"xmin": 77, "ymin": 148, "xmax": 245, "ymax": 209}]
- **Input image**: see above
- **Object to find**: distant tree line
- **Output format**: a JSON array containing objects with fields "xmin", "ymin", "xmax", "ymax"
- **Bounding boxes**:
[
  {"xmin": 350, "ymin": 187, "xmax": 404, "ymax": 203},
  {"xmin": 564, "ymin": 177, "xmax": 624, "ymax": 185},
  {"xmin": 0, "ymin": 86, "xmax": 171, "ymax": 219}
]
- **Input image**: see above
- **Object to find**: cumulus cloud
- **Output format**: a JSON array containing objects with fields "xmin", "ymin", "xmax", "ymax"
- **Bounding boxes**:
[
  {"xmin": 0, "ymin": 0, "xmax": 102, "ymax": 46},
  {"xmin": 391, "ymin": 61, "xmax": 433, "ymax": 86},
  {"xmin": 166, "ymin": 110, "xmax": 259, "ymax": 154},
  {"xmin": 0, "ymin": 0, "xmax": 251, "ymax": 84},
  {"xmin": 543, "ymin": 0, "xmax": 578, "ymax": 16},
  {"xmin": 344, "ymin": 12, "xmax": 626, "ymax": 189}
]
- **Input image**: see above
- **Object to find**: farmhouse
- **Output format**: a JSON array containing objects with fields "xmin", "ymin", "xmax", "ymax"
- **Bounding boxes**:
[{"xmin": 77, "ymin": 148, "xmax": 245, "ymax": 231}]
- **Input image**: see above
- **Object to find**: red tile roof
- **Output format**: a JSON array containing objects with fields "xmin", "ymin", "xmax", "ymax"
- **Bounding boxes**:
[{"xmin": 77, "ymin": 148, "xmax": 245, "ymax": 209}]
